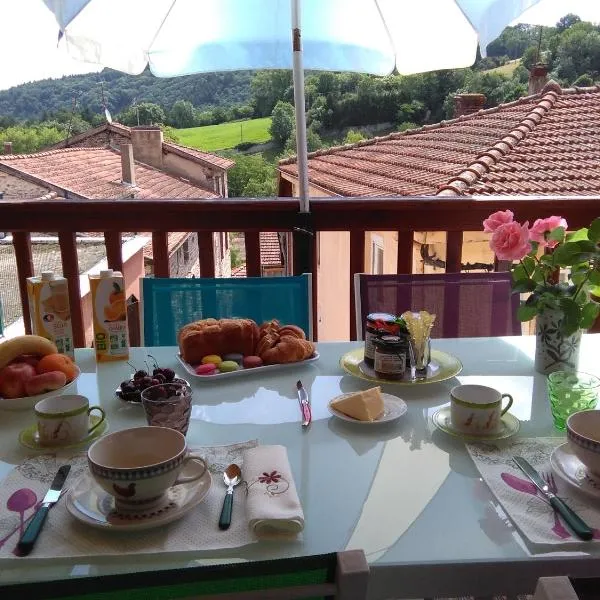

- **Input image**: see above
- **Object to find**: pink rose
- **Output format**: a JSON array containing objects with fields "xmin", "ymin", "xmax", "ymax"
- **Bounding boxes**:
[
  {"xmin": 490, "ymin": 221, "xmax": 531, "ymax": 261},
  {"xmin": 483, "ymin": 210, "xmax": 514, "ymax": 232},
  {"xmin": 529, "ymin": 216, "xmax": 568, "ymax": 248}
]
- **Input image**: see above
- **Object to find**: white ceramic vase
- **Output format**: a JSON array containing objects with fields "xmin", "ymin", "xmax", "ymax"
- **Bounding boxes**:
[{"xmin": 534, "ymin": 308, "xmax": 582, "ymax": 375}]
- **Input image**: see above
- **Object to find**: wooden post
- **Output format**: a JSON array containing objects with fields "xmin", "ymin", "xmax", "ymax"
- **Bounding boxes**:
[
  {"xmin": 58, "ymin": 232, "xmax": 85, "ymax": 348},
  {"xmin": 446, "ymin": 231, "xmax": 463, "ymax": 272},
  {"xmin": 244, "ymin": 232, "xmax": 261, "ymax": 277},
  {"xmin": 396, "ymin": 231, "xmax": 414, "ymax": 274},
  {"xmin": 151, "ymin": 232, "xmax": 170, "ymax": 277},
  {"xmin": 104, "ymin": 232, "xmax": 123, "ymax": 273},
  {"xmin": 12, "ymin": 232, "xmax": 34, "ymax": 334},
  {"xmin": 198, "ymin": 232, "xmax": 216, "ymax": 278},
  {"xmin": 349, "ymin": 230, "xmax": 364, "ymax": 340}
]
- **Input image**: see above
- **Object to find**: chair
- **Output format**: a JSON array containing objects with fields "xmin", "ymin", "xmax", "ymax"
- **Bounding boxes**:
[
  {"xmin": 354, "ymin": 272, "xmax": 521, "ymax": 340},
  {"xmin": 141, "ymin": 274, "xmax": 313, "ymax": 346},
  {"xmin": 0, "ymin": 550, "xmax": 369, "ymax": 600},
  {"xmin": 533, "ymin": 576, "xmax": 598, "ymax": 600}
]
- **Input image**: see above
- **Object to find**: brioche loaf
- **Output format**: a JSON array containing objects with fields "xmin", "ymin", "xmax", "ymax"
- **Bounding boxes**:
[{"xmin": 179, "ymin": 318, "xmax": 259, "ymax": 365}]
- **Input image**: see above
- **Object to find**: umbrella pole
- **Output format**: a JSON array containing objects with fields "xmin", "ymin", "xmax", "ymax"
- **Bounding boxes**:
[{"xmin": 291, "ymin": 0, "xmax": 313, "ymax": 277}]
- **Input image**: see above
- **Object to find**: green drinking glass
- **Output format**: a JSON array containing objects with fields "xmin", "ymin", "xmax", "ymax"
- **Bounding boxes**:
[{"xmin": 547, "ymin": 371, "xmax": 600, "ymax": 431}]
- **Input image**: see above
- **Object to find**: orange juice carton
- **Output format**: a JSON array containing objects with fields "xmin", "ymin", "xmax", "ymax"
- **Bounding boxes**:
[
  {"xmin": 89, "ymin": 269, "xmax": 129, "ymax": 362},
  {"xmin": 26, "ymin": 271, "xmax": 74, "ymax": 358}
]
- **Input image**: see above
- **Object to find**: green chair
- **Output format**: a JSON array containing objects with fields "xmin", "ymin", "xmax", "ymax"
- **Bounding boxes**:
[{"xmin": 0, "ymin": 550, "xmax": 369, "ymax": 600}]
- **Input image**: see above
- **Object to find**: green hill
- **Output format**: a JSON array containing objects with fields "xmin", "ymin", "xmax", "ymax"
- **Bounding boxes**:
[{"xmin": 177, "ymin": 117, "xmax": 272, "ymax": 151}]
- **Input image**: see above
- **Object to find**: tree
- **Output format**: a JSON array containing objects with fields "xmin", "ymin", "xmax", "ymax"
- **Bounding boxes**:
[
  {"xmin": 556, "ymin": 13, "xmax": 581, "ymax": 33},
  {"xmin": 0, "ymin": 125, "xmax": 64, "ymax": 153},
  {"xmin": 555, "ymin": 22, "xmax": 600, "ymax": 82},
  {"xmin": 250, "ymin": 71, "xmax": 293, "ymax": 117},
  {"xmin": 343, "ymin": 130, "xmax": 366, "ymax": 144},
  {"xmin": 169, "ymin": 100, "xmax": 196, "ymax": 128},
  {"xmin": 283, "ymin": 126, "xmax": 323, "ymax": 155},
  {"xmin": 224, "ymin": 153, "xmax": 276, "ymax": 197},
  {"xmin": 269, "ymin": 101, "xmax": 295, "ymax": 147},
  {"xmin": 117, "ymin": 102, "xmax": 167, "ymax": 126}
]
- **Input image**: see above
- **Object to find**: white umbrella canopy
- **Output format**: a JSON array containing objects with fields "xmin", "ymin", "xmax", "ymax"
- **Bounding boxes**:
[{"xmin": 43, "ymin": 0, "xmax": 547, "ymax": 212}]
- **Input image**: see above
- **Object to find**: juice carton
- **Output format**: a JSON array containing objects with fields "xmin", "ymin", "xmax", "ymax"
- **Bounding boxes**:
[
  {"xmin": 26, "ymin": 271, "xmax": 75, "ymax": 358},
  {"xmin": 89, "ymin": 269, "xmax": 129, "ymax": 362}
]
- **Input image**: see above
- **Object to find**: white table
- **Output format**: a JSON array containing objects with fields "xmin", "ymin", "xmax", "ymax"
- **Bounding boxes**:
[{"xmin": 0, "ymin": 337, "xmax": 599, "ymax": 599}]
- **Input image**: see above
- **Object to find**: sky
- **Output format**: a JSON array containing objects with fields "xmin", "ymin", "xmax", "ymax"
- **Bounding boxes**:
[{"xmin": 0, "ymin": 0, "xmax": 599, "ymax": 92}]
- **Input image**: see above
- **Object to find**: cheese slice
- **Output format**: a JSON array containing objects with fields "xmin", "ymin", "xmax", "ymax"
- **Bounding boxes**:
[{"xmin": 331, "ymin": 386, "xmax": 384, "ymax": 421}]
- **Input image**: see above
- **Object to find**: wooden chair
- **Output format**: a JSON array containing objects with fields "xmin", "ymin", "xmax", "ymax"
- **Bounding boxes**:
[
  {"xmin": 354, "ymin": 272, "xmax": 521, "ymax": 340},
  {"xmin": 533, "ymin": 575, "xmax": 598, "ymax": 600},
  {"xmin": 140, "ymin": 273, "xmax": 313, "ymax": 346},
  {"xmin": 0, "ymin": 550, "xmax": 369, "ymax": 600}
]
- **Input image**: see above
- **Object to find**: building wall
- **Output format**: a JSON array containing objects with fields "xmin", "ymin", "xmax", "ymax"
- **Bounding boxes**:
[
  {"xmin": 0, "ymin": 172, "xmax": 49, "ymax": 198},
  {"xmin": 68, "ymin": 130, "xmax": 130, "ymax": 150},
  {"xmin": 162, "ymin": 153, "xmax": 225, "ymax": 192}
]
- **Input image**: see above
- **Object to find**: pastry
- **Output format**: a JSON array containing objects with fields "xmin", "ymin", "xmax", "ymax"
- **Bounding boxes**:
[{"xmin": 256, "ymin": 320, "xmax": 315, "ymax": 364}]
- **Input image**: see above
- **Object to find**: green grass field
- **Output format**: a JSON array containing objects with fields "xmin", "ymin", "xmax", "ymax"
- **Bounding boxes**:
[
  {"xmin": 176, "ymin": 117, "xmax": 272, "ymax": 151},
  {"xmin": 484, "ymin": 59, "xmax": 520, "ymax": 76}
]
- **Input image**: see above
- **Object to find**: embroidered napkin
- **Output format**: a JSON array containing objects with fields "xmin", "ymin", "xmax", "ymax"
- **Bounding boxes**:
[
  {"xmin": 242, "ymin": 445, "xmax": 304, "ymax": 538},
  {"xmin": 467, "ymin": 437, "xmax": 600, "ymax": 545}
]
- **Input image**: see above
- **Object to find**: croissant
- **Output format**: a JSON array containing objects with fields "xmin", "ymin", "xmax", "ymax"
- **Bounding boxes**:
[{"xmin": 260, "ymin": 335, "xmax": 315, "ymax": 364}]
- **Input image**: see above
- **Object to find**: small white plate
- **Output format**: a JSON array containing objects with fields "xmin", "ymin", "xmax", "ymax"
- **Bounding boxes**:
[
  {"xmin": 177, "ymin": 352, "xmax": 320, "ymax": 382},
  {"xmin": 551, "ymin": 442, "xmax": 600, "ymax": 502},
  {"xmin": 66, "ymin": 459, "xmax": 212, "ymax": 531},
  {"xmin": 431, "ymin": 406, "xmax": 520, "ymax": 441},
  {"xmin": 327, "ymin": 392, "xmax": 407, "ymax": 424},
  {"xmin": 0, "ymin": 367, "xmax": 81, "ymax": 411}
]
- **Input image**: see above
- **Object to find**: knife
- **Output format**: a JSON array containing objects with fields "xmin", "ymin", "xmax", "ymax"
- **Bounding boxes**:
[
  {"xmin": 513, "ymin": 456, "xmax": 593, "ymax": 541},
  {"xmin": 16, "ymin": 464, "xmax": 71, "ymax": 556},
  {"xmin": 296, "ymin": 380, "xmax": 311, "ymax": 428}
]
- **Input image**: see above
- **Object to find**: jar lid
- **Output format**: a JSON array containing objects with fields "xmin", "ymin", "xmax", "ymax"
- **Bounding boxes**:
[{"xmin": 366, "ymin": 312, "xmax": 397, "ymax": 324}]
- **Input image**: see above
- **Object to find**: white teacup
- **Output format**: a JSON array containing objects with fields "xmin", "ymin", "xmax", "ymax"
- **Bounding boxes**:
[
  {"xmin": 87, "ymin": 426, "xmax": 207, "ymax": 512},
  {"xmin": 35, "ymin": 394, "xmax": 106, "ymax": 446},
  {"xmin": 450, "ymin": 384, "xmax": 513, "ymax": 435}
]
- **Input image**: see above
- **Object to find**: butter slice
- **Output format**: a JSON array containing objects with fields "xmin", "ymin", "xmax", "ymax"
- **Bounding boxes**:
[{"xmin": 331, "ymin": 387, "xmax": 384, "ymax": 421}]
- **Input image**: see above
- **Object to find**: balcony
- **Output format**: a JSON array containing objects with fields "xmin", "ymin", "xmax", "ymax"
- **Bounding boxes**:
[{"xmin": 1, "ymin": 194, "xmax": 598, "ymax": 344}]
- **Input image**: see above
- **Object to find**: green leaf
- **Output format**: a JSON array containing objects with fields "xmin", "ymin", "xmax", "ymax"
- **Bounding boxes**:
[
  {"xmin": 528, "ymin": 242, "xmax": 539, "ymax": 256},
  {"xmin": 547, "ymin": 226, "xmax": 565, "ymax": 243},
  {"xmin": 590, "ymin": 270, "xmax": 600, "ymax": 286},
  {"xmin": 512, "ymin": 279, "xmax": 537, "ymax": 293},
  {"xmin": 580, "ymin": 302, "xmax": 600, "ymax": 329},
  {"xmin": 559, "ymin": 297, "xmax": 581, "ymax": 335},
  {"xmin": 566, "ymin": 228, "xmax": 589, "ymax": 243},
  {"xmin": 517, "ymin": 305, "xmax": 537, "ymax": 322},
  {"xmin": 590, "ymin": 218, "xmax": 600, "ymax": 243},
  {"xmin": 512, "ymin": 264, "xmax": 527, "ymax": 282},
  {"xmin": 522, "ymin": 255, "xmax": 536, "ymax": 274},
  {"xmin": 589, "ymin": 284, "xmax": 600, "ymax": 297}
]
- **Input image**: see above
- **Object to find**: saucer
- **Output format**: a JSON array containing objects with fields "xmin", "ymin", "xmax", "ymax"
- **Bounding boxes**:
[
  {"xmin": 431, "ymin": 406, "xmax": 520, "ymax": 441},
  {"xmin": 550, "ymin": 442, "xmax": 600, "ymax": 502},
  {"xmin": 328, "ymin": 393, "xmax": 407, "ymax": 424},
  {"xmin": 66, "ymin": 459, "xmax": 212, "ymax": 531},
  {"xmin": 19, "ymin": 415, "xmax": 108, "ymax": 451}
]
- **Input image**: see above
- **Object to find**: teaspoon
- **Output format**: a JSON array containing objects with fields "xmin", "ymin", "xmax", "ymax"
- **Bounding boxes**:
[{"xmin": 218, "ymin": 463, "xmax": 242, "ymax": 530}]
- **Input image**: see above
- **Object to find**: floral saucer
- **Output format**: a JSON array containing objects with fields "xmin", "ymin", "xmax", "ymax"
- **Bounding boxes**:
[
  {"xmin": 66, "ymin": 459, "xmax": 212, "ymax": 531},
  {"xmin": 550, "ymin": 442, "xmax": 600, "ymax": 502},
  {"xmin": 328, "ymin": 392, "xmax": 407, "ymax": 424},
  {"xmin": 19, "ymin": 414, "xmax": 108, "ymax": 451},
  {"xmin": 431, "ymin": 406, "xmax": 520, "ymax": 442}
]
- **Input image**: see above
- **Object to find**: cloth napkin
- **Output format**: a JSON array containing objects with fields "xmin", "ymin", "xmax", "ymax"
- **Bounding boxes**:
[
  {"xmin": 467, "ymin": 437, "xmax": 600, "ymax": 545},
  {"xmin": 242, "ymin": 445, "xmax": 304, "ymax": 538}
]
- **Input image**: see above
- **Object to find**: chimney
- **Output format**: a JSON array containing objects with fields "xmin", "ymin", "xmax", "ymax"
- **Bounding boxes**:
[
  {"xmin": 120, "ymin": 143, "xmax": 136, "ymax": 186},
  {"xmin": 529, "ymin": 63, "xmax": 549, "ymax": 95},
  {"xmin": 130, "ymin": 126, "xmax": 163, "ymax": 169},
  {"xmin": 3, "ymin": 142, "xmax": 13, "ymax": 155},
  {"xmin": 453, "ymin": 93, "xmax": 486, "ymax": 117}
]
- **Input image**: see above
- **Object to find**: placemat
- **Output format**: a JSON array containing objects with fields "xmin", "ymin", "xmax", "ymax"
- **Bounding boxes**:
[
  {"xmin": 467, "ymin": 437, "xmax": 600, "ymax": 545},
  {"xmin": 0, "ymin": 440, "xmax": 269, "ymax": 560}
]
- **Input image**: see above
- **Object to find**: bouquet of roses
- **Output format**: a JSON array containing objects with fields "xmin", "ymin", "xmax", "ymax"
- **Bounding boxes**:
[{"xmin": 483, "ymin": 210, "xmax": 600, "ymax": 335}]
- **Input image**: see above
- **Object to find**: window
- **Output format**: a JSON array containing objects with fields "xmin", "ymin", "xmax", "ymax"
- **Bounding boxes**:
[
  {"xmin": 182, "ymin": 239, "xmax": 190, "ymax": 263},
  {"xmin": 371, "ymin": 235, "xmax": 384, "ymax": 274}
]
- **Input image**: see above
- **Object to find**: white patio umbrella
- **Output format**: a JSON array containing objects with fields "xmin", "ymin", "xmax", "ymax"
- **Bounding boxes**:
[{"xmin": 42, "ymin": 0, "xmax": 549, "ymax": 214}]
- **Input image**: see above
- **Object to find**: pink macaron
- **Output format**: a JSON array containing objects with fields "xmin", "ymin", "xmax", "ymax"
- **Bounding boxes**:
[{"xmin": 195, "ymin": 363, "xmax": 217, "ymax": 376}]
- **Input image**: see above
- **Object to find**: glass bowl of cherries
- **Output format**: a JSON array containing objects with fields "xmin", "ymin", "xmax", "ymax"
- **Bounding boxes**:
[{"xmin": 116, "ymin": 357, "xmax": 189, "ymax": 403}]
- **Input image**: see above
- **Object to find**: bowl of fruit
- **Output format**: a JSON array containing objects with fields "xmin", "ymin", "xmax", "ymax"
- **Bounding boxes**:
[
  {"xmin": 0, "ymin": 335, "xmax": 81, "ymax": 411},
  {"xmin": 116, "ymin": 358, "xmax": 189, "ymax": 404}
]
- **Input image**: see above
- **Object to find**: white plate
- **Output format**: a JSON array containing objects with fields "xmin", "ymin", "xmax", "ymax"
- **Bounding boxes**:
[
  {"xmin": 431, "ymin": 405, "xmax": 520, "ymax": 441},
  {"xmin": 176, "ymin": 352, "xmax": 319, "ymax": 382},
  {"xmin": 327, "ymin": 392, "xmax": 407, "ymax": 424},
  {"xmin": 0, "ymin": 367, "xmax": 81, "ymax": 411},
  {"xmin": 551, "ymin": 442, "xmax": 600, "ymax": 502},
  {"xmin": 66, "ymin": 459, "xmax": 212, "ymax": 531}
]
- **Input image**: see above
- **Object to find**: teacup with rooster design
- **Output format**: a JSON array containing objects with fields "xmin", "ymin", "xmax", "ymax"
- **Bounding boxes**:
[{"xmin": 87, "ymin": 426, "xmax": 207, "ymax": 512}]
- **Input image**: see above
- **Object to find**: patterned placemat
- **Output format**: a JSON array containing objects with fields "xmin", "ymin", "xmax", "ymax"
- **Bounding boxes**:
[
  {"xmin": 467, "ymin": 437, "xmax": 600, "ymax": 545},
  {"xmin": 0, "ymin": 440, "xmax": 263, "ymax": 560}
]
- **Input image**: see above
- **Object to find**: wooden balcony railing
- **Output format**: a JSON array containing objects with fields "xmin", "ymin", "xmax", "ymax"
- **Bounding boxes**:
[{"xmin": 2, "ymin": 195, "xmax": 599, "ymax": 345}]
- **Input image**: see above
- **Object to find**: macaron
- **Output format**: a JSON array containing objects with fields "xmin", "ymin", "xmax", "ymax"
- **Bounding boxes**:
[
  {"xmin": 219, "ymin": 360, "xmax": 239, "ymax": 373},
  {"xmin": 195, "ymin": 363, "xmax": 217, "ymax": 376},
  {"xmin": 201, "ymin": 354, "xmax": 222, "ymax": 366},
  {"xmin": 243, "ymin": 355, "xmax": 263, "ymax": 369},
  {"xmin": 223, "ymin": 353, "xmax": 244, "ymax": 365}
]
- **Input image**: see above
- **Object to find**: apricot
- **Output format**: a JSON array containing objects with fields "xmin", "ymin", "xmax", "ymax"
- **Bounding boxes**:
[{"xmin": 36, "ymin": 353, "xmax": 78, "ymax": 382}]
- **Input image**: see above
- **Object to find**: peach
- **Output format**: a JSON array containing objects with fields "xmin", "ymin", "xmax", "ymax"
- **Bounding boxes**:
[
  {"xmin": 0, "ymin": 363, "xmax": 36, "ymax": 398},
  {"xmin": 36, "ymin": 353, "xmax": 78, "ymax": 382},
  {"xmin": 25, "ymin": 371, "xmax": 67, "ymax": 396}
]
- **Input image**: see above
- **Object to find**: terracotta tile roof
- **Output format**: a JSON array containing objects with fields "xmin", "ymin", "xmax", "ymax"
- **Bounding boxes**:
[
  {"xmin": 231, "ymin": 265, "xmax": 246, "ymax": 277},
  {"xmin": 0, "ymin": 147, "xmax": 218, "ymax": 200},
  {"xmin": 279, "ymin": 81, "xmax": 600, "ymax": 197},
  {"xmin": 51, "ymin": 122, "xmax": 234, "ymax": 170},
  {"xmin": 260, "ymin": 232, "xmax": 282, "ymax": 265},
  {"xmin": 143, "ymin": 232, "xmax": 189, "ymax": 260}
]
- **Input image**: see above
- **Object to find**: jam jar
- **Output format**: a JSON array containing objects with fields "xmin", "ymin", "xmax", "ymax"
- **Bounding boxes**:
[
  {"xmin": 364, "ymin": 313, "xmax": 401, "ymax": 367},
  {"xmin": 373, "ymin": 335, "xmax": 409, "ymax": 380}
]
